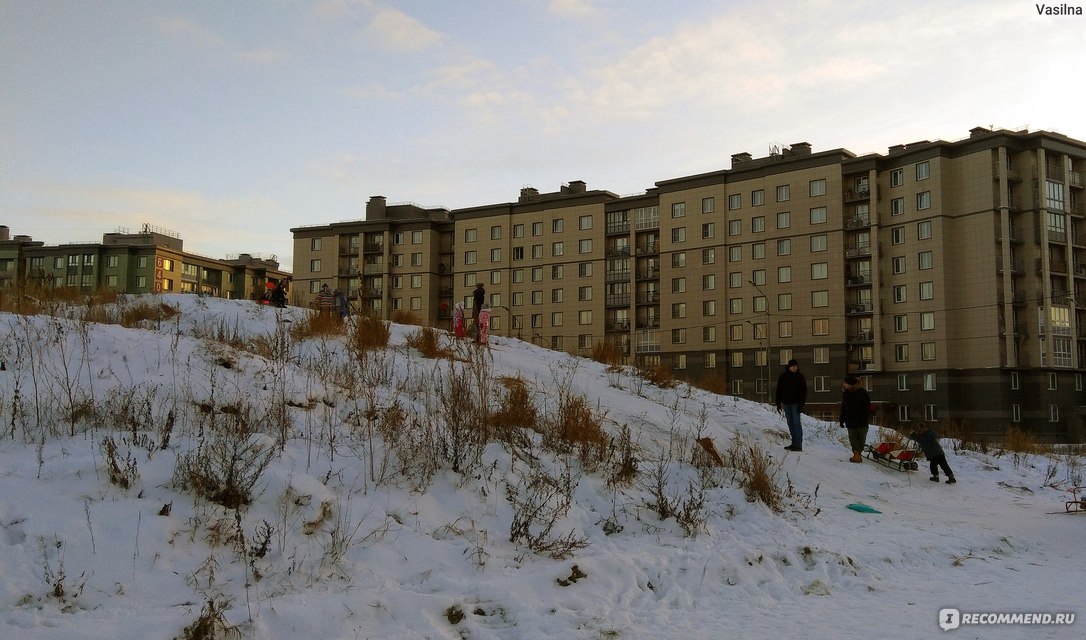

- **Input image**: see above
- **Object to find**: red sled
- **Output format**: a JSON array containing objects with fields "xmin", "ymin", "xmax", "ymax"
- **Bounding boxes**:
[{"xmin": 863, "ymin": 442, "xmax": 920, "ymax": 472}]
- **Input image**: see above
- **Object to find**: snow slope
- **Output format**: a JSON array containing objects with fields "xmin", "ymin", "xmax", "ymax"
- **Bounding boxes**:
[{"xmin": 0, "ymin": 295, "xmax": 1080, "ymax": 640}]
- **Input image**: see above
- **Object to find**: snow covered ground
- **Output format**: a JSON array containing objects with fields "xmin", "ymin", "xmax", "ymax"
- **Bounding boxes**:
[{"xmin": 0, "ymin": 295, "xmax": 1081, "ymax": 640}]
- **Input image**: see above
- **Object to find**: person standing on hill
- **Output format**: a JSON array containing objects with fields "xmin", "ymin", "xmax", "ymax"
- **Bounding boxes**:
[
  {"xmin": 472, "ymin": 283, "xmax": 486, "ymax": 336},
  {"xmin": 839, "ymin": 375, "xmax": 871, "ymax": 463},
  {"xmin": 775, "ymin": 359, "xmax": 807, "ymax": 452},
  {"xmin": 316, "ymin": 283, "xmax": 333, "ymax": 316}
]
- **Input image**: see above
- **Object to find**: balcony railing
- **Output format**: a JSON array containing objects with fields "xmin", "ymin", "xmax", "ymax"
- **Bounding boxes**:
[
  {"xmin": 606, "ymin": 270, "xmax": 630, "ymax": 283},
  {"xmin": 845, "ymin": 216, "xmax": 871, "ymax": 230},
  {"xmin": 845, "ymin": 245, "xmax": 872, "ymax": 258},
  {"xmin": 844, "ymin": 188, "xmax": 870, "ymax": 203},
  {"xmin": 637, "ymin": 291, "xmax": 660, "ymax": 304}
]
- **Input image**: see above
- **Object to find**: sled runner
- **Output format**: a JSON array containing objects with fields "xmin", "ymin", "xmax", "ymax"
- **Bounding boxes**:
[
  {"xmin": 1066, "ymin": 486, "xmax": 1086, "ymax": 514},
  {"xmin": 863, "ymin": 441, "xmax": 920, "ymax": 472}
]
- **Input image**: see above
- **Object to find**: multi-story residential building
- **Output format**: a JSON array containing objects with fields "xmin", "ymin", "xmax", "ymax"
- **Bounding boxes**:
[
  {"xmin": 292, "ymin": 128, "xmax": 1086, "ymax": 441},
  {"xmin": 5, "ymin": 224, "xmax": 290, "ymax": 302}
]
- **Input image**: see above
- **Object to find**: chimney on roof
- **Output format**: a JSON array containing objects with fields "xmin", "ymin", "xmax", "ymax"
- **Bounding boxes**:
[
  {"xmin": 0, "ymin": 226, "xmax": 8, "ymax": 241},
  {"xmin": 970, "ymin": 126, "xmax": 992, "ymax": 138},
  {"xmin": 731, "ymin": 152, "xmax": 753, "ymax": 167},
  {"xmin": 519, "ymin": 187, "xmax": 540, "ymax": 202},
  {"xmin": 567, "ymin": 180, "xmax": 586, "ymax": 193},
  {"xmin": 366, "ymin": 195, "xmax": 387, "ymax": 220},
  {"xmin": 790, "ymin": 142, "xmax": 812, "ymax": 155}
]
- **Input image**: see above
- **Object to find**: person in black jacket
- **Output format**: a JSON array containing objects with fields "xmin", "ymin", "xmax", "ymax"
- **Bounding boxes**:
[
  {"xmin": 910, "ymin": 424, "xmax": 956, "ymax": 483},
  {"xmin": 775, "ymin": 359, "xmax": 807, "ymax": 451},
  {"xmin": 472, "ymin": 283, "xmax": 486, "ymax": 336},
  {"xmin": 839, "ymin": 375, "xmax": 871, "ymax": 463}
]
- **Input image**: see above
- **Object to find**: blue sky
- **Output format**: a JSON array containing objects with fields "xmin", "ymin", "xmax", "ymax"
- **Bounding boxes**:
[{"xmin": 2, "ymin": 0, "xmax": 1083, "ymax": 271}]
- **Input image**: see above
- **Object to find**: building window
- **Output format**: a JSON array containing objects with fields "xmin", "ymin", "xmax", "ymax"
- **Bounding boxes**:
[
  {"xmin": 1012, "ymin": 404, "xmax": 1021, "ymax": 422},
  {"xmin": 752, "ymin": 243, "xmax": 765, "ymax": 259},
  {"xmin": 309, "ymin": 259, "xmax": 321, "ymax": 272},
  {"xmin": 810, "ymin": 234, "xmax": 827, "ymax": 252},
  {"xmin": 578, "ymin": 215, "xmax": 592, "ymax": 230},
  {"xmin": 893, "ymin": 285, "xmax": 907, "ymax": 303},
  {"xmin": 778, "ymin": 321, "xmax": 793, "ymax": 338},
  {"xmin": 924, "ymin": 405, "xmax": 938, "ymax": 421},
  {"xmin": 1011, "ymin": 371, "xmax": 1020, "ymax": 390},
  {"xmin": 811, "ymin": 262, "xmax": 828, "ymax": 280},
  {"xmin": 813, "ymin": 376, "xmax": 829, "ymax": 392},
  {"xmin": 892, "ymin": 227, "xmax": 906, "ymax": 245},
  {"xmin": 672, "ymin": 227, "xmax": 686, "ymax": 243},
  {"xmin": 704, "ymin": 326, "xmax": 716, "ymax": 342},
  {"xmin": 917, "ymin": 191, "xmax": 931, "ymax": 210},
  {"xmin": 579, "ymin": 262, "xmax": 592, "ymax": 277},
  {"xmin": 811, "ymin": 290, "xmax": 828, "ymax": 307},
  {"xmin": 921, "ymin": 342, "xmax": 936, "ymax": 360},
  {"xmin": 751, "ymin": 190, "xmax": 765, "ymax": 206},
  {"xmin": 672, "ymin": 277, "xmax": 686, "ymax": 293},
  {"xmin": 674, "ymin": 354, "xmax": 687, "ymax": 370},
  {"xmin": 919, "ymin": 281, "xmax": 934, "ymax": 300},
  {"xmin": 776, "ymin": 184, "xmax": 790, "ymax": 202},
  {"xmin": 672, "ymin": 252, "xmax": 686, "ymax": 268},
  {"xmin": 729, "ymin": 246, "xmax": 742, "ymax": 262},
  {"xmin": 777, "ymin": 293, "xmax": 792, "ymax": 311},
  {"xmin": 895, "ymin": 314, "xmax": 908, "ymax": 332},
  {"xmin": 702, "ymin": 248, "xmax": 716, "ymax": 264},
  {"xmin": 751, "ymin": 269, "xmax": 766, "ymax": 286},
  {"xmin": 702, "ymin": 197, "xmax": 715, "ymax": 213},
  {"xmin": 513, "ymin": 247, "xmax": 524, "ymax": 261},
  {"xmin": 890, "ymin": 168, "xmax": 904, "ymax": 187},
  {"xmin": 778, "ymin": 266, "xmax": 791, "ymax": 283},
  {"xmin": 552, "ymin": 288, "xmax": 564, "ymax": 304},
  {"xmin": 924, "ymin": 372, "xmax": 936, "ymax": 390},
  {"xmin": 730, "ymin": 352, "xmax": 744, "ymax": 368},
  {"xmin": 752, "ymin": 216, "xmax": 765, "ymax": 232},
  {"xmin": 410, "ymin": 274, "xmax": 422, "ymax": 288},
  {"xmin": 918, "ymin": 250, "xmax": 933, "ymax": 270},
  {"xmin": 1050, "ymin": 404, "xmax": 1060, "ymax": 422},
  {"xmin": 891, "ymin": 197, "xmax": 905, "ymax": 216},
  {"xmin": 578, "ymin": 310, "xmax": 592, "ymax": 325},
  {"xmin": 464, "ymin": 251, "xmax": 477, "ymax": 265},
  {"xmin": 895, "ymin": 344, "xmax": 909, "ymax": 362},
  {"xmin": 531, "ymin": 290, "xmax": 543, "ymax": 304},
  {"xmin": 809, "ymin": 179, "xmax": 826, "ymax": 197},
  {"xmin": 532, "ymin": 222, "xmax": 543, "ymax": 236},
  {"xmin": 411, "ymin": 231, "xmax": 423, "ymax": 244},
  {"xmin": 412, "ymin": 252, "xmax": 423, "ymax": 266},
  {"xmin": 578, "ymin": 286, "xmax": 592, "ymax": 301},
  {"xmin": 728, "ymin": 194, "xmax": 741, "ymax": 210},
  {"xmin": 812, "ymin": 318, "xmax": 829, "ymax": 336},
  {"xmin": 465, "ymin": 228, "xmax": 477, "ymax": 242},
  {"xmin": 513, "ymin": 224, "xmax": 524, "ymax": 238},
  {"xmin": 892, "ymin": 256, "xmax": 906, "ymax": 274},
  {"xmin": 552, "ymin": 242, "xmax": 564, "ymax": 256},
  {"xmin": 813, "ymin": 346, "xmax": 829, "ymax": 363},
  {"xmin": 728, "ymin": 298, "xmax": 742, "ymax": 314},
  {"xmin": 729, "ymin": 324, "xmax": 744, "ymax": 341},
  {"xmin": 672, "ymin": 303, "xmax": 686, "ymax": 319},
  {"xmin": 915, "ymin": 161, "xmax": 930, "ymax": 181},
  {"xmin": 578, "ymin": 239, "xmax": 592, "ymax": 254},
  {"xmin": 897, "ymin": 374, "xmax": 909, "ymax": 391},
  {"xmin": 777, "ymin": 238, "xmax": 791, "ymax": 256},
  {"xmin": 703, "ymin": 299, "xmax": 716, "ymax": 316},
  {"xmin": 921, "ymin": 311, "xmax": 935, "ymax": 330},
  {"xmin": 728, "ymin": 220, "xmax": 742, "ymax": 236},
  {"xmin": 703, "ymin": 273, "xmax": 716, "ymax": 290},
  {"xmin": 809, "ymin": 207, "xmax": 827, "ymax": 224},
  {"xmin": 705, "ymin": 352, "xmax": 717, "ymax": 368},
  {"xmin": 552, "ymin": 218, "xmax": 564, "ymax": 233},
  {"xmin": 1048, "ymin": 372, "xmax": 1058, "ymax": 390},
  {"xmin": 776, "ymin": 211, "xmax": 791, "ymax": 229},
  {"xmin": 310, "ymin": 237, "xmax": 322, "ymax": 251},
  {"xmin": 702, "ymin": 223, "xmax": 715, "ymax": 239},
  {"xmin": 671, "ymin": 202, "xmax": 686, "ymax": 218},
  {"xmin": 898, "ymin": 405, "xmax": 911, "ymax": 422},
  {"xmin": 551, "ymin": 312, "xmax": 563, "ymax": 326},
  {"xmin": 1046, "ymin": 180, "xmax": 1065, "ymax": 210}
]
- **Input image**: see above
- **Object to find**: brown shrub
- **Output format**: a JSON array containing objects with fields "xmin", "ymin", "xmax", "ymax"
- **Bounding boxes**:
[
  {"xmin": 590, "ymin": 341, "xmax": 621, "ymax": 366},
  {"xmin": 405, "ymin": 326, "xmax": 448, "ymax": 359},
  {"xmin": 639, "ymin": 362, "xmax": 675, "ymax": 388},
  {"xmin": 289, "ymin": 310, "xmax": 345, "ymax": 339},
  {"xmin": 492, "ymin": 376, "xmax": 538, "ymax": 441},
  {"xmin": 349, "ymin": 314, "xmax": 391, "ymax": 353},
  {"xmin": 391, "ymin": 310, "xmax": 424, "ymax": 326}
]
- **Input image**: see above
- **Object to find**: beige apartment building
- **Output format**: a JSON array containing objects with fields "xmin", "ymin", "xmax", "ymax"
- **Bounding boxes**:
[{"xmin": 292, "ymin": 127, "xmax": 1086, "ymax": 441}]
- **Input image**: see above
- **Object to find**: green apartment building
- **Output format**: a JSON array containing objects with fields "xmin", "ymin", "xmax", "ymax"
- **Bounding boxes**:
[{"xmin": 292, "ymin": 127, "xmax": 1086, "ymax": 441}]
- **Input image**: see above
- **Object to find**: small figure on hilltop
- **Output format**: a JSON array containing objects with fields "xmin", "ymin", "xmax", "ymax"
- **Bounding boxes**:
[
  {"xmin": 475, "ymin": 303, "xmax": 491, "ymax": 345},
  {"xmin": 316, "ymin": 283, "xmax": 334, "ymax": 316},
  {"xmin": 910, "ymin": 423, "xmax": 956, "ymax": 484},
  {"xmin": 270, "ymin": 278, "xmax": 289, "ymax": 308},
  {"xmin": 839, "ymin": 375, "xmax": 871, "ymax": 463},
  {"xmin": 472, "ymin": 283, "xmax": 486, "ymax": 336},
  {"xmin": 333, "ymin": 288, "xmax": 350, "ymax": 321},
  {"xmin": 775, "ymin": 358, "xmax": 807, "ymax": 452},
  {"xmin": 452, "ymin": 302, "xmax": 466, "ymax": 338}
]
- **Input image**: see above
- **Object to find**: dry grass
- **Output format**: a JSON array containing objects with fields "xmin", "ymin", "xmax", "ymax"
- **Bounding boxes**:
[
  {"xmin": 348, "ymin": 314, "xmax": 391, "ymax": 353},
  {"xmin": 405, "ymin": 326, "xmax": 449, "ymax": 359},
  {"xmin": 589, "ymin": 341, "xmax": 621, "ymax": 367},
  {"xmin": 288, "ymin": 310, "xmax": 344, "ymax": 339},
  {"xmin": 724, "ymin": 435, "xmax": 783, "ymax": 512},
  {"xmin": 391, "ymin": 310, "xmax": 424, "ymax": 326},
  {"xmin": 874, "ymin": 426, "xmax": 905, "ymax": 448},
  {"xmin": 491, "ymin": 376, "xmax": 538, "ymax": 441},
  {"xmin": 687, "ymin": 372, "xmax": 727, "ymax": 396},
  {"xmin": 639, "ymin": 362, "xmax": 675, "ymax": 388},
  {"xmin": 1001, "ymin": 426, "xmax": 1051, "ymax": 455}
]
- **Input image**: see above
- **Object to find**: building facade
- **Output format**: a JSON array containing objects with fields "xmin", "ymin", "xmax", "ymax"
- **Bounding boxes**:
[
  {"xmin": 2, "ymin": 224, "xmax": 290, "ymax": 302},
  {"xmin": 292, "ymin": 128, "xmax": 1086, "ymax": 441}
]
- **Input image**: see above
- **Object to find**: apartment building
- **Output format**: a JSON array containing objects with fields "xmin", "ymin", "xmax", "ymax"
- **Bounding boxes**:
[
  {"xmin": 5, "ymin": 224, "xmax": 290, "ymax": 301},
  {"xmin": 292, "ymin": 127, "xmax": 1086, "ymax": 441}
]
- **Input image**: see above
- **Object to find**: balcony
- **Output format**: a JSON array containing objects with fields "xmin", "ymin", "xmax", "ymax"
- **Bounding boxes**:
[
  {"xmin": 847, "ymin": 274, "xmax": 872, "ymax": 286},
  {"xmin": 993, "ymin": 161, "xmax": 1021, "ymax": 182},
  {"xmin": 606, "ymin": 221, "xmax": 630, "ymax": 235},
  {"xmin": 845, "ymin": 216, "xmax": 871, "ymax": 230},
  {"xmin": 846, "ymin": 303, "xmax": 873, "ymax": 315},
  {"xmin": 844, "ymin": 188, "xmax": 870, "ymax": 203},
  {"xmin": 845, "ymin": 244, "xmax": 872, "ymax": 258},
  {"xmin": 363, "ymin": 243, "xmax": 384, "ymax": 254},
  {"xmin": 636, "ymin": 244, "xmax": 659, "ymax": 256},
  {"xmin": 637, "ymin": 291, "xmax": 660, "ymax": 305},
  {"xmin": 1071, "ymin": 171, "xmax": 1084, "ymax": 189},
  {"xmin": 636, "ymin": 268, "xmax": 660, "ymax": 281},
  {"xmin": 847, "ymin": 330, "xmax": 874, "ymax": 343},
  {"xmin": 606, "ymin": 294, "xmax": 631, "ymax": 307},
  {"xmin": 607, "ymin": 246, "xmax": 632, "ymax": 257},
  {"xmin": 606, "ymin": 270, "xmax": 630, "ymax": 283}
]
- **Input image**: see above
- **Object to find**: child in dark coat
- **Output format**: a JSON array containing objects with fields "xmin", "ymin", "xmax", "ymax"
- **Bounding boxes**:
[{"xmin": 909, "ymin": 424, "xmax": 956, "ymax": 484}]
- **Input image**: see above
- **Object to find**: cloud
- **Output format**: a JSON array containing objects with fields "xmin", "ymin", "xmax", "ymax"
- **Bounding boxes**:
[
  {"xmin": 548, "ymin": 0, "xmax": 601, "ymax": 19},
  {"xmin": 156, "ymin": 16, "xmax": 227, "ymax": 50},
  {"xmin": 362, "ymin": 8, "xmax": 441, "ymax": 52}
]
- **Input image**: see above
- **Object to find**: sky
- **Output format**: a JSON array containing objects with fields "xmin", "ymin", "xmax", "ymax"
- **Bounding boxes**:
[
  {"xmin": 0, "ymin": 294, "xmax": 1083, "ymax": 639},
  {"xmin": 2, "ymin": 0, "xmax": 1085, "ymax": 272}
]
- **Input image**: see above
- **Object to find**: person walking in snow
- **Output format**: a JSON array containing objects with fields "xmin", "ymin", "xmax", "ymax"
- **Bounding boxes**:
[
  {"xmin": 333, "ymin": 289, "xmax": 350, "ymax": 321},
  {"xmin": 839, "ymin": 375, "xmax": 871, "ymax": 463},
  {"xmin": 775, "ymin": 358, "xmax": 807, "ymax": 452},
  {"xmin": 910, "ymin": 423, "xmax": 956, "ymax": 483}
]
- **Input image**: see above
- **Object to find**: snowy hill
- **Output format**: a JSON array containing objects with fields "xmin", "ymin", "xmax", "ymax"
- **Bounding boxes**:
[{"xmin": 0, "ymin": 295, "xmax": 1081, "ymax": 640}]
